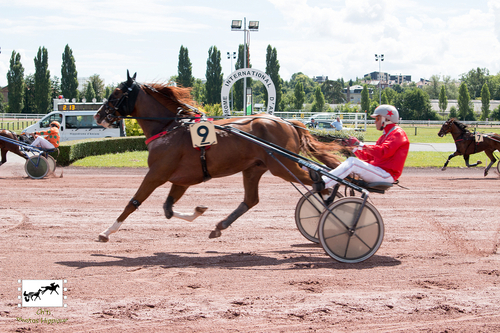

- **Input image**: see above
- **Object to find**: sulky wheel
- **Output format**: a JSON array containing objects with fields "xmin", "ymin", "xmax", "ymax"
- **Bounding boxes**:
[
  {"xmin": 44, "ymin": 154, "xmax": 57, "ymax": 173},
  {"xmin": 497, "ymin": 161, "xmax": 500, "ymax": 174},
  {"xmin": 25, "ymin": 155, "xmax": 49, "ymax": 179},
  {"xmin": 295, "ymin": 188, "xmax": 342, "ymax": 243},
  {"xmin": 318, "ymin": 197, "xmax": 384, "ymax": 263}
]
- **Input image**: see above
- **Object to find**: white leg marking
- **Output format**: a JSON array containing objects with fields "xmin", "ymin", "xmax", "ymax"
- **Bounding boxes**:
[
  {"xmin": 172, "ymin": 206, "xmax": 208, "ymax": 222},
  {"xmin": 98, "ymin": 220, "xmax": 122, "ymax": 242}
]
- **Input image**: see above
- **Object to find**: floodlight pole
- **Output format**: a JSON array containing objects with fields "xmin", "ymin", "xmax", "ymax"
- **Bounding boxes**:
[
  {"xmin": 243, "ymin": 17, "xmax": 247, "ymax": 113},
  {"xmin": 227, "ymin": 51, "xmax": 236, "ymax": 110},
  {"xmin": 375, "ymin": 54, "xmax": 384, "ymax": 105},
  {"xmin": 232, "ymin": 17, "xmax": 258, "ymax": 114}
]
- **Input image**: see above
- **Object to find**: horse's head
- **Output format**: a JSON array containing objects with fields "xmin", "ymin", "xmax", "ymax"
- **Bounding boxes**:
[
  {"xmin": 438, "ymin": 118, "xmax": 455, "ymax": 137},
  {"xmin": 94, "ymin": 70, "xmax": 141, "ymax": 128}
]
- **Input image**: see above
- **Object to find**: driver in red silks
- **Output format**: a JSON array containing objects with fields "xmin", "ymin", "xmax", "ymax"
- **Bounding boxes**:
[{"xmin": 322, "ymin": 105, "xmax": 409, "ymax": 187}]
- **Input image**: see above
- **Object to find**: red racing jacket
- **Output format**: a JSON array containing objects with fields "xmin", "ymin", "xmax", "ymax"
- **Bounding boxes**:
[{"xmin": 354, "ymin": 124, "xmax": 409, "ymax": 181}]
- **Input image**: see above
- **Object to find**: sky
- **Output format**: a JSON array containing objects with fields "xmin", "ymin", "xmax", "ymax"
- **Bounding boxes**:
[{"xmin": 1, "ymin": 0, "xmax": 500, "ymax": 89}]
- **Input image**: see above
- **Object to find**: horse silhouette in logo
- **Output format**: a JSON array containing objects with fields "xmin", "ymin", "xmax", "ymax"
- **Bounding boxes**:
[
  {"xmin": 41, "ymin": 282, "xmax": 60, "ymax": 295},
  {"xmin": 23, "ymin": 289, "xmax": 43, "ymax": 302}
]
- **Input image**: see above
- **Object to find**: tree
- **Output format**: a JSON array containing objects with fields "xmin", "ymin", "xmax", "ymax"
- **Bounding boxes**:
[
  {"xmin": 51, "ymin": 76, "xmax": 61, "ymax": 100},
  {"xmin": 0, "ymin": 91, "xmax": 5, "ymax": 112},
  {"xmin": 424, "ymin": 74, "xmax": 441, "ymax": 99},
  {"xmin": 264, "ymin": 45, "xmax": 282, "ymax": 111},
  {"xmin": 460, "ymin": 67, "xmax": 489, "ymax": 99},
  {"xmin": 321, "ymin": 80, "xmax": 345, "ymax": 104},
  {"xmin": 7, "ymin": 51, "xmax": 25, "ymax": 113},
  {"xmin": 84, "ymin": 81, "xmax": 96, "ymax": 102},
  {"xmin": 311, "ymin": 86, "xmax": 325, "ymax": 112},
  {"xmin": 23, "ymin": 74, "xmax": 36, "ymax": 114},
  {"xmin": 458, "ymin": 82, "xmax": 472, "ymax": 120},
  {"xmin": 360, "ymin": 85, "xmax": 370, "ymax": 112},
  {"xmin": 177, "ymin": 45, "xmax": 194, "ymax": 88},
  {"xmin": 61, "ymin": 44, "xmax": 79, "ymax": 101},
  {"xmin": 191, "ymin": 78, "xmax": 206, "ymax": 104},
  {"xmin": 34, "ymin": 46, "xmax": 51, "ymax": 113},
  {"xmin": 383, "ymin": 87, "xmax": 397, "ymax": 104},
  {"xmin": 293, "ymin": 82, "xmax": 305, "ymax": 110},
  {"xmin": 449, "ymin": 106, "xmax": 458, "ymax": 119},
  {"xmin": 438, "ymin": 85, "xmax": 448, "ymax": 113},
  {"xmin": 381, "ymin": 90, "xmax": 388, "ymax": 105},
  {"xmin": 86, "ymin": 74, "xmax": 105, "ymax": 102},
  {"xmin": 205, "ymin": 46, "xmax": 223, "ymax": 105},
  {"xmin": 442, "ymin": 75, "xmax": 459, "ymax": 99},
  {"xmin": 481, "ymin": 82, "xmax": 490, "ymax": 120},
  {"xmin": 394, "ymin": 88, "xmax": 436, "ymax": 120}
]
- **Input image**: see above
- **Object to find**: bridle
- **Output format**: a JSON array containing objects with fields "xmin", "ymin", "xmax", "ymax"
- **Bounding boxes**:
[
  {"xmin": 438, "ymin": 119, "xmax": 454, "ymax": 137},
  {"xmin": 100, "ymin": 79, "xmax": 141, "ymax": 123}
]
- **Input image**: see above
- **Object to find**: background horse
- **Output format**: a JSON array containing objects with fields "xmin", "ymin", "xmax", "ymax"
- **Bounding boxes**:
[
  {"xmin": 94, "ymin": 71, "xmax": 343, "ymax": 242},
  {"xmin": 438, "ymin": 118, "xmax": 500, "ymax": 176},
  {"xmin": 0, "ymin": 130, "xmax": 30, "ymax": 166}
]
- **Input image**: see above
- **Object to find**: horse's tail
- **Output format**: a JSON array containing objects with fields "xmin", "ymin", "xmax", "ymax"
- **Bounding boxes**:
[{"xmin": 290, "ymin": 120, "xmax": 343, "ymax": 169}]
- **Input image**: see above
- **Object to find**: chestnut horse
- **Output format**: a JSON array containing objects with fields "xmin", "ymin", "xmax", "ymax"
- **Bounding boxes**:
[
  {"xmin": 0, "ymin": 130, "xmax": 29, "ymax": 166},
  {"xmin": 438, "ymin": 118, "xmax": 500, "ymax": 176},
  {"xmin": 94, "ymin": 71, "xmax": 342, "ymax": 242}
]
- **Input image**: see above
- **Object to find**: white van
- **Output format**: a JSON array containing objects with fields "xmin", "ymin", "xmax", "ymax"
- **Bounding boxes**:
[{"xmin": 22, "ymin": 99, "xmax": 126, "ymax": 142}]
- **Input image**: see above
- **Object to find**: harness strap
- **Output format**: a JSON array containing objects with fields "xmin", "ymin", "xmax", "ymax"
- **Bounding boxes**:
[
  {"xmin": 145, "ymin": 131, "xmax": 168, "ymax": 145},
  {"xmin": 199, "ymin": 147, "xmax": 212, "ymax": 182}
]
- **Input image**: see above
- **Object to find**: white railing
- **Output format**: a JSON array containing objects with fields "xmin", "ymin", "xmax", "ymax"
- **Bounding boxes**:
[
  {"xmin": 0, "ymin": 113, "xmax": 43, "ymax": 132},
  {"xmin": 274, "ymin": 112, "xmax": 367, "ymax": 131},
  {"xmin": 1, "ymin": 113, "xmax": 45, "ymax": 120}
]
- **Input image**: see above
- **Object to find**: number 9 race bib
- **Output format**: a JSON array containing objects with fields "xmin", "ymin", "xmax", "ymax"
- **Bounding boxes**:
[{"xmin": 190, "ymin": 122, "xmax": 218, "ymax": 148}]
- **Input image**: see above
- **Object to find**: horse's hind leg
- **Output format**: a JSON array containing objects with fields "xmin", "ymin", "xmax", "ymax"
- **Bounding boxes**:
[
  {"xmin": 209, "ymin": 166, "xmax": 267, "ymax": 238},
  {"xmin": 483, "ymin": 150, "xmax": 496, "ymax": 176},
  {"xmin": 464, "ymin": 154, "xmax": 482, "ymax": 168},
  {"xmin": 163, "ymin": 184, "xmax": 208, "ymax": 222},
  {"xmin": 0, "ymin": 149, "xmax": 6, "ymax": 165}
]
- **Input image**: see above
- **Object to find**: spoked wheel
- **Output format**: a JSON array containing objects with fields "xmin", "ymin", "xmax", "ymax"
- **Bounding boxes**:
[
  {"xmin": 25, "ymin": 155, "xmax": 49, "ymax": 179},
  {"xmin": 497, "ymin": 161, "xmax": 500, "ymax": 174},
  {"xmin": 295, "ymin": 188, "xmax": 342, "ymax": 243},
  {"xmin": 318, "ymin": 197, "xmax": 384, "ymax": 263}
]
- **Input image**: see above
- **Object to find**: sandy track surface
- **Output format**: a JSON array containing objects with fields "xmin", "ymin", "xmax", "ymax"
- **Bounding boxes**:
[{"xmin": 1, "ymin": 165, "xmax": 500, "ymax": 332}]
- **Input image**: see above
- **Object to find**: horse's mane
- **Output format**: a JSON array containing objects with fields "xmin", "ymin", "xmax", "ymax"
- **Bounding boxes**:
[
  {"xmin": 143, "ymin": 82, "xmax": 200, "ymax": 117},
  {"xmin": 451, "ymin": 118, "xmax": 468, "ymax": 132}
]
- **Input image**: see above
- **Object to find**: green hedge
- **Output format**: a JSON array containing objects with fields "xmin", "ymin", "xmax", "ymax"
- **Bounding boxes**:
[
  {"xmin": 55, "ymin": 136, "xmax": 147, "ymax": 166},
  {"xmin": 309, "ymin": 128, "xmax": 365, "ymax": 143}
]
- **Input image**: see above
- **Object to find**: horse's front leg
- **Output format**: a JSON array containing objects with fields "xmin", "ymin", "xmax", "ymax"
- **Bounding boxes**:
[
  {"xmin": 442, "ymin": 152, "xmax": 459, "ymax": 171},
  {"xmin": 163, "ymin": 184, "xmax": 208, "ymax": 222},
  {"xmin": 209, "ymin": 166, "xmax": 267, "ymax": 238},
  {"xmin": 98, "ymin": 170, "xmax": 169, "ymax": 242}
]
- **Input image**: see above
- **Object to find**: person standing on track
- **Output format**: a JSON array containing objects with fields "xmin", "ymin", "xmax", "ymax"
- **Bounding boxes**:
[
  {"xmin": 321, "ymin": 105, "xmax": 409, "ymax": 188},
  {"xmin": 30, "ymin": 121, "xmax": 61, "ymax": 150}
]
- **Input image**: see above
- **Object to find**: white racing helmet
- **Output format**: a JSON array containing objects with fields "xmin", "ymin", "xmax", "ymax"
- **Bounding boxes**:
[{"xmin": 371, "ymin": 105, "xmax": 399, "ymax": 126}]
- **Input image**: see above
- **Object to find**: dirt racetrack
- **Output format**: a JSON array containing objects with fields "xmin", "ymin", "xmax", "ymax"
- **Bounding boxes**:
[{"xmin": 1, "ymin": 164, "xmax": 500, "ymax": 332}]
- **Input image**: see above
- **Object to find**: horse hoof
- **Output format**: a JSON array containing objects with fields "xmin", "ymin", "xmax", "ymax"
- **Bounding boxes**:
[
  {"xmin": 195, "ymin": 206, "xmax": 208, "ymax": 214},
  {"xmin": 441, "ymin": 167, "xmax": 446, "ymax": 171},
  {"xmin": 209, "ymin": 229, "xmax": 222, "ymax": 238},
  {"xmin": 97, "ymin": 234, "xmax": 109, "ymax": 242},
  {"xmin": 477, "ymin": 161, "xmax": 483, "ymax": 165}
]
